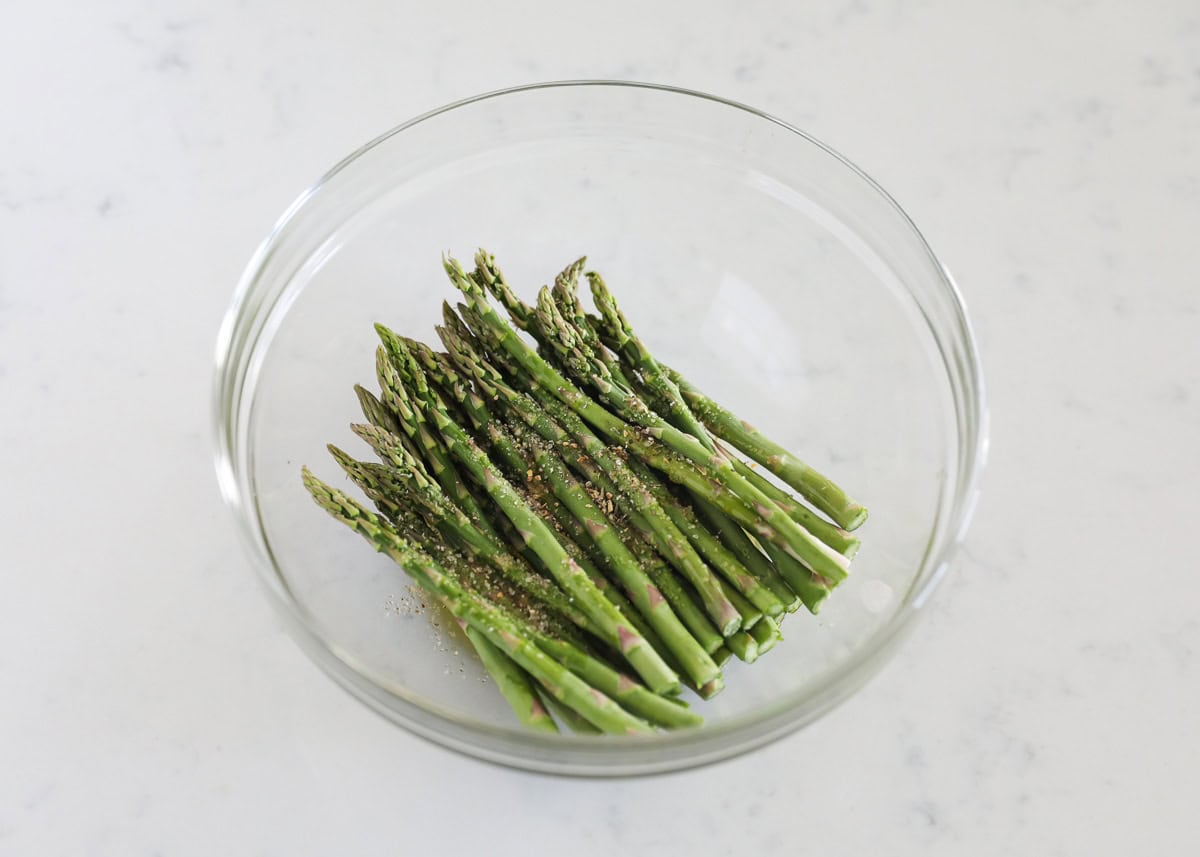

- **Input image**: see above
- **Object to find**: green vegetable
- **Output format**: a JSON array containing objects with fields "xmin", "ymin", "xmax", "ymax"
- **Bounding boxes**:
[{"xmin": 301, "ymin": 250, "xmax": 867, "ymax": 732}]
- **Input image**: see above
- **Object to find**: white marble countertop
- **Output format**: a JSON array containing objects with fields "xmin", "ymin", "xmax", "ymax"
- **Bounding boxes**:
[{"xmin": 4, "ymin": 1, "xmax": 1198, "ymax": 853}]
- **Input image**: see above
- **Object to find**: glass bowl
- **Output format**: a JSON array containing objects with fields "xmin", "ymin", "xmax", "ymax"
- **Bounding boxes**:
[{"xmin": 213, "ymin": 81, "xmax": 987, "ymax": 776}]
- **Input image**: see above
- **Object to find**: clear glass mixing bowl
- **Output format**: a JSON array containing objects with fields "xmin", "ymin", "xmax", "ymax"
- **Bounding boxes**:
[{"xmin": 213, "ymin": 81, "xmax": 987, "ymax": 775}]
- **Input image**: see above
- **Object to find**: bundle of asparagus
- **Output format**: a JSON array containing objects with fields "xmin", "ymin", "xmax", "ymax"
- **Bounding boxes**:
[{"xmin": 302, "ymin": 251, "xmax": 867, "ymax": 734}]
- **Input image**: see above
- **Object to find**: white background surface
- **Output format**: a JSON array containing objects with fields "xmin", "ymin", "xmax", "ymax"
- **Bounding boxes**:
[{"xmin": 3, "ymin": 1, "xmax": 1198, "ymax": 854}]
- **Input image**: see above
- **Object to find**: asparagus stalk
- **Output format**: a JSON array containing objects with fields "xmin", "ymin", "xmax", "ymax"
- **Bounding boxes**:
[
  {"xmin": 459, "ymin": 329, "xmax": 725, "ymax": 656},
  {"xmin": 380, "ymin": 417, "xmax": 722, "ymax": 709},
  {"xmin": 380, "ymin": 335, "xmax": 681, "ymax": 695},
  {"xmin": 335, "ymin": 430, "xmax": 590, "ymax": 632},
  {"xmin": 459, "ymin": 621, "xmax": 559, "ymax": 733},
  {"xmin": 404, "ymin": 334, "xmax": 686, "ymax": 669},
  {"xmin": 579, "ymin": 277, "xmax": 837, "ymax": 565},
  {"xmin": 585, "ymin": 315, "xmax": 859, "ymax": 556},
  {"xmin": 561, "ymin": 288, "xmax": 842, "ymax": 593},
  {"xmin": 440, "ymin": 354, "xmax": 697, "ymax": 677},
  {"xmin": 724, "ymin": 448, "xmax": 861, "ymax": 557},
  {"xmin": 693, "ymin": 498, "xmax": 801, "ymax": 612},
  {"xmin": 390, "ymin": 505, "xmax": 594, "ymax": 713},
  {"xmin": 504, "ymin": 417, "xmax": 722, "ymax": 688},
  {"xmin": 596, "ymin": 372, "xmax": 851, "ymax": 578},
  {"xmin": 694, "ymin": 676, "xmax": 725, "ymax": 700},
  {"xmin": 533, "ymin": 685, "xmax": 601, "ymax": 734},
  {"xmin": 587, "ymin": 270, "xmax": 711, "ymax": 445},
  {"xmin": 561, "ymin": 277, "xmax": 860, "ymax": 608},
  {"xmin": 725, "ymin": 630, "xmax": 760, "ymax": 664},
  {"xmin": 520, "ymin": 393, "xmax": 745, "ymax": 638},
  {"xmin": 535, "ymin": 271, "xmax": 858, "ymax": 575},
  {"xmin": 389, "ymin": 490, "xmax": 703, "ymax": 725},
  {"xmin": 441, "ymin": 323, "xmax": 742, "ymax": 636},
  {"xmin": 760, "ymin": 537, "xmax": 831, "ymax": 614},
  {"xmin": 472, "ymin": 249, "xmax": 538, "ymax": 331},
  {"xmin": 443, "ymin": 256, "xmax": 850, "ymax": 588},
  {"xmin": 500, "ymin": 461, "xmax": 681, "ymax": 669},
  {"xmin": 411, "ymin": 341, "xmax": 607, "ymax": 570},
  {"xmin": 474, "ymin": 341, "xmax": 841, "ymax": 608},
  {"xmin": 625, "ymin": 458, "xmax": 786, "ymax": 618},
  {"xmin": 444, "ymin": 327, "xmax": 743, "ymax": 679},
  {"xmin": 551, "ymin": 436, "xmax": 728, "ymax": 658},
  {"xmin": 391, "ymin": 488, "xmax": 703, "ymax": 726},
  {"xmin": 302, "ymin": 470, "xmax": 656, "ymax": 734},
  {"xmin": 664, "ymin": 365, "xmax": 867, "ymax": 531},
  {"xmin": 371, "ymin": 333, "xmax": 499, "ymax": 536},
  {"xmin": 489, "ymin": 285, "xmax": 847, "ymax": 619},
  {"xmin": 354, "ymin": 383, "xmax": 405, "ymax": 439},
  {"xmin": 304, "ymin": 251, "xmax": 870, "ymax": 731},
  {"xmin": 606, "ymin": 507, "xmax": 725, "ymax": 656},
  {"xmin": 749, "ymin": 615, "xmax": 782, "ymax": 655},
  {"xmin": 460, "ymin": 267, "xmax": 858, "ymax": 624},
  {"xmin": 496, "ymin": 435, "xmax": 726, "ymax": 682},
  {"xmin": 716, "ymin": 574, "xmax": 763, "ymax": 631},
  {"xmin": 529, "ymin": 636, "xmax": 702, "ymax": 729}
]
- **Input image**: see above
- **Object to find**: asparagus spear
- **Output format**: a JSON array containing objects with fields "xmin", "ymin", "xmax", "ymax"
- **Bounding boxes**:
[
  {"xmin": 382, "ymin": 492, "xmax": 581, "ymax": 645},
  {"xmin": 411, "ymin": 343, "xmax": 683, "ymax": 665},
  {"xmin": 334, "ymin": 431, "xmax": 591, "ymax": 633},
  {"xmin": 584, "ymin": 275, "xmax": 828, "ymax": 551},
  {"xmin": 455, "ymin": 300, "xmax": 735, "ymax": 652},
  {"xmin": 409, "ymin": 337, "xmax": 622, "ymax": 579},
  {"xmin": 560, "ymin": 277, "xmax": 863, "ymax": 608},
  {"xmin": 409, "ymin": 340, "xmax": 606, "ymax": 568},
  {"xmin": 587, "ymin": 270, "xmax": 711, "ymax": 445},
  {"xmin": 442, "ymin": 256, "xmax": 850, "ymax": 588},
  {"xmin": 504, "ymin": 417, "xmax": 722, "ymax": 688},
  {"xmin": 694, "ymin": 498, "xmax": 801, "ymax": 612},
  {"xmin": 581, "ymin": 312, "xmax": 859, "ymax": 557},
  {"xmin": 664, "ymin": 365, "xmax": 867, "ymax": 531},
  {"xmin": 533, "ymin": 685, "xmax": 600, "ymax": 734},
  {"xmin": 355, "ymin": 431, "xmax": 719, "ymax": 710},
  {"xmin": 725, "ymin": 630, "xmax": 759, "ymax": 664},
  {"xmin": 760, "ymin": 536, "xmax": 832, "ymax": 614},
  {"xmin": 371, "ymin": 333, "xmax": 499, "ymax": 536},
  {"xmin": 472, "ymin": 249, "xmax": 538, "ymax": 331},
  {"xmin": 540, "ymin": 428, "xmax": 729, "ymax": 660},
  {"xmin": 384, "ymin": 499, "xmax": 572, "ymax": 728},
  {"xmin": 441, "ymin": 322, "xmax": 749, "ymax": 686},
  {"xmin": 380, "ymin": 335, "xmax": 681, "ymax": 695},
  {"xmin": 694, "ymin": 676, "xmax": 725, "ymax": 700},
  {"xmin": 712, "ymin": 645, "xmax": 734, "ymax": 669},
  {"xmin": 605, "ymin": 505, "xmax": 725, "ymax": 656},
  {"xmin": 721, "ymin": 446, "xmax": 861, "ymax": 557},
  {"xmin": 495, "ymin": 438, "xmax": 725, "ymax": 686},
  {"xmin": 441, "ymin": 323, "xmax": 742, "ymax": 635},
  {"xmin": 535, "ymin": 271, "xmax": 855, "ymax": 571},
  {"xmin": 749, "ymin": 615, "xmax": 782, "ymax": 655},
  {"xmin": 590, "ymin": 351, "xmax": 859, "ymax": 557},
  {"xmin": 529, "ymin": 636, "xmax": 702, "ymax": 729},
  {"xmin": 531, "ymin": 285, "xmax": 792, "ymax": 619},
  {"xmin": 304, "ymin": 251, "xmax": 870, "ymax": 730},
  {"xmin": 465, "ymin": 259, "xmax": 860, "ymax": 588},
  {"xmin": 389, "ymin": 483, "xmax": 701, "ymax": 727},
  {"xmin": 716, "ymin": 574, "xmax": 763, "ymax": 631},
  {"xmin": 302, "ymin": 470, "xmax": 656, "ymax": 734},
  {"xmin": 455, "ymin": 329, "xmax": 838, "ymax": 616},
  {"xmin": 354, "ymin": 383, "xmax": 405, "ymax": 439},
  {"xmin": 624, "ymin": 457, "xmax": 786, "ymax": 618},
  {"xmin": 470, "ymin": 288, "xmax": 845, "ymax": 621},
  {"xmin": 459, "ymin": 621, "xmax": 559, "ymax": 733}
]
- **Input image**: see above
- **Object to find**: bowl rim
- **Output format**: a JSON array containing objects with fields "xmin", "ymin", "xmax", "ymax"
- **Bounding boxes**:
[{"xmin": 213, "ymin": 79, "xmax": 989, "ymax": 776}]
